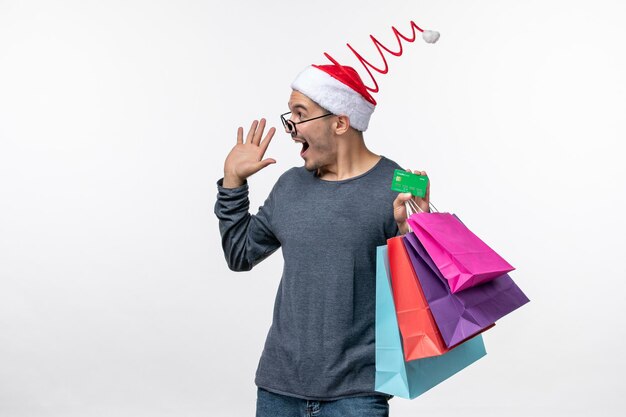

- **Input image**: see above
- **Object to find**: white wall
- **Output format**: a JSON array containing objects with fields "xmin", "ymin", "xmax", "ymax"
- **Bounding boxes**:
[{"xmin": 1, "ymin": 1, "xmax": 624, "ymax": 416}]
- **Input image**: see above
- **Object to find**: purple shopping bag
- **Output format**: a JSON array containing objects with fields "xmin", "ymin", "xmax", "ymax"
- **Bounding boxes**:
[
  {"xmin": 407, "ymin": 213, "xmax": 515, "ymax": 293},
  {"xmin": 403, "ymin": 232, "xmax": 529, "ymax": 348}
]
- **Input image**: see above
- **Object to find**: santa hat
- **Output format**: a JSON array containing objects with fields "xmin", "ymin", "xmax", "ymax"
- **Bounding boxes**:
[
  {"xmin": 291, "ymin": 64, "xmax": 375, "ymax": 132},
  {"xmin": 290, "ymin": 28, "xmax": 440, "ymax": 132}
]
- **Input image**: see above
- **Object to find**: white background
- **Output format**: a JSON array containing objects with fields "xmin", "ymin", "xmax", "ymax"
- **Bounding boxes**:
[{"xmin": 1, "ymin": 1, "xmax": 625, "ymax": 416}]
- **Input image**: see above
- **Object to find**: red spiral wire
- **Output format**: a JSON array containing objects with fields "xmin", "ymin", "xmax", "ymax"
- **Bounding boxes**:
[{"xmin": 322, "ymin": 20, "xmax": 426, "ymax": 100}]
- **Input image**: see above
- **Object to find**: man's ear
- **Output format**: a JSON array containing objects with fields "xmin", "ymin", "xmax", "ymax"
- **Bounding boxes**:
[{"xmin": 334, "ymin": 115, "xmax": 350, "ymax": 135}]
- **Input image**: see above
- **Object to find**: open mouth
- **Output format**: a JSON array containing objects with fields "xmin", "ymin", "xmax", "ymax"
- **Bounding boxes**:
[
  {"xmin": 295, "ymin": 139, "xmax": 310, "ymax": 157},
  {"xmin": 301, "ymin": 141, "xmax": 310, "ymax": 156}
]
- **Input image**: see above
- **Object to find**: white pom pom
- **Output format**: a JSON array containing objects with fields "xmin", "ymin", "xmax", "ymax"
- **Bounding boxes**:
[{"xmin": 422, "ymin": 30, "xmax": 440, "ymax": 44}]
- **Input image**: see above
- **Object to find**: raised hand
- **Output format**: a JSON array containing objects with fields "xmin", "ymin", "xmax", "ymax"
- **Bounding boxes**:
[
  {"xmin": 393, "ymin": 169, "xmax": 431, "ymax": 235},
  {"xmin": 223, "ymin": 119, "xmax": 276, "ymax": 188}
]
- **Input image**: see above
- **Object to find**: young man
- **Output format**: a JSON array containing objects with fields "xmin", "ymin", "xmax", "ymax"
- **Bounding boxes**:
[{"xmin": 215, "ymin": 64, "xmax": 430, "ymax": 417}]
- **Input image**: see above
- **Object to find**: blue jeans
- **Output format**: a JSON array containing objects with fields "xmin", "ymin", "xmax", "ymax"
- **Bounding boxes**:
[{"xmin": 256, "ymin": 388, "xmax": 390, "ymax": 417}]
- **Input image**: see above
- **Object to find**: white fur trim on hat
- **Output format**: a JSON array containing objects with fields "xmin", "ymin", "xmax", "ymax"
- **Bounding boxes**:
[{"xmin": 291, "ymin": 66, "xmax": 375, "ymax": 132}]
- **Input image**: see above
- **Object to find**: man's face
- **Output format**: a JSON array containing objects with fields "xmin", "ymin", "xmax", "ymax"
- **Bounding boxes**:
[{"xmin": 287, "ymin": 90, "xmax": 336, "ymax": 172}]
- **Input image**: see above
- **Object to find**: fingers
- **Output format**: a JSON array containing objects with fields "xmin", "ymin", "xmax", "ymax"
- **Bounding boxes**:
[
  {"xmin": 246, "ymin": 120, "xmax": 258, "ymax": 144},
  {"xmin": 407, "ymin": 168, "xmax": 427, "ymax": 176},
  {"xmin": 393, "ymin": 193, "xmax": 412, "ymax": 231},
  {"xmin": 252, "ymin": 118, "xmax": 267, "ymax": 145},
  {"xmin": 259, "ymin": 126, "xmax": 276, "ymax": 155},
  {"xmin": 257, "ymin": 158, "xmax": 277, "ymax": 170},
  {"xmin": 244, "ymin": 118, "xmax": 275, "ymax": 147},
  {"xmin": 237, "ymin": 127, "xmax": 244, "ymax": 144},
  {"xmin": 393, "ymin": 192, "xmax": 413, "ymax": 209}
]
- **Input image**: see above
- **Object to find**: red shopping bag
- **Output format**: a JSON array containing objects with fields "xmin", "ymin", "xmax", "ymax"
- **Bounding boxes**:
[{"xmin": 387, "ymin": 236, "xmax": 450, "ymax": 360}]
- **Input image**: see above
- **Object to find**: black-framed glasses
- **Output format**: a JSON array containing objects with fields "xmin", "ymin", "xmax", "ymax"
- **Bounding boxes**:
[{"xmin": 280, "ymin": 111, "xmax": 333, "ymax": 136}]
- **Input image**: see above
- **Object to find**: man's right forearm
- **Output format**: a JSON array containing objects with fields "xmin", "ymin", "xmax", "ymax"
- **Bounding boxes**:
[{"xmin": 215, "ymin": 177, "xmax": 280, "ymax": 272}]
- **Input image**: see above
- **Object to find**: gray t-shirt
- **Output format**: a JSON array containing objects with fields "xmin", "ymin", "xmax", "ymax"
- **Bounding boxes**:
[{"xmin": 214, "ymin": 156, "xmax": 402, "ymax": 400}]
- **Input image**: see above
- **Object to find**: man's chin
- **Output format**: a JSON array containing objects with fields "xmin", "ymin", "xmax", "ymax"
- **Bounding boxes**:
[{"xmin": 303, "ymin": 159, "xmax": 317, "ymax": 172}]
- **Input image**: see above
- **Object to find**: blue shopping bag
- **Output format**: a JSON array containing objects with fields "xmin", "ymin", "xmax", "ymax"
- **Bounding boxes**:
[{"xmin": 375, "ymin": 245, "xmax": 488, "ymax": 399}]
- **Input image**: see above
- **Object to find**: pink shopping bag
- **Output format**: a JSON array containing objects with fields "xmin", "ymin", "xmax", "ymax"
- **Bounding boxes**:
[{"xmin": 407, "ymin": 212, "xmax": 515, "ymax": 293}]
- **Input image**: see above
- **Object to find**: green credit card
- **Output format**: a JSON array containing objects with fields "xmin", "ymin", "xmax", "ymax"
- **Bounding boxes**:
[{"xmin": 390, "ymin": 169, "xmax": 429, "ymax": 197}]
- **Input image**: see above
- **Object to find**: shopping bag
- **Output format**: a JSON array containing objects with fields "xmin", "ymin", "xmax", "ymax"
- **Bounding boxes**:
[
  {"xmin": 407, "ymin": 212, "xmax": 515, "ymax": 293},
  {"xmin": 375, "ymin": 245, "xmax": 487, "ymax": 399},
  {"xmin": 404, "ymin": 232, "xmax": 529, "ymax": 348},
  {"xmin": 387, "ymin": 236, "xmax": 449, "ymax": 360}
]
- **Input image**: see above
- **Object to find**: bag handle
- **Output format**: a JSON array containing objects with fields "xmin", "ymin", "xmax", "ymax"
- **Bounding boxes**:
[
  {"xmin": 404, "ymin": 199, "xmax": 441, "ymax": 233},
  {"xmin": 405, "ymin": 198, "xmax": 439, "ymax": 216}
]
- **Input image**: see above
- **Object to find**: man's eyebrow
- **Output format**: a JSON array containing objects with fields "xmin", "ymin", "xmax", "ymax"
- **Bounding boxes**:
[{"xmin": 288, "ymin": 103, "xmax": 308, "ymax": 112}]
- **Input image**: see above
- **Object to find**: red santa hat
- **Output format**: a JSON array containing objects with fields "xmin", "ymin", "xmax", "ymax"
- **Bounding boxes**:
[
  {"xmin": 291, "ymin": 28, "xmax": 440, "ymax": 132},
  {"xmin": 291, "ymin": 64, "xmax": 375, "ymax": 132}
]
